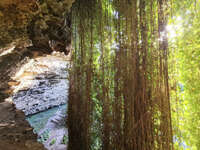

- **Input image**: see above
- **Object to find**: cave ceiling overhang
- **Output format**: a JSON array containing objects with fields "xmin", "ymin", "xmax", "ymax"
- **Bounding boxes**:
[{"xmin": 0, "ymin": 0, "xmax": 75, "ymax": 52}]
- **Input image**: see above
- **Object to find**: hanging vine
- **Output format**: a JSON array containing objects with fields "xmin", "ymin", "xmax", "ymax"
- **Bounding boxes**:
[{"xmin": 68, "ymin": 0, "xmax": 173, "ymax": 150}]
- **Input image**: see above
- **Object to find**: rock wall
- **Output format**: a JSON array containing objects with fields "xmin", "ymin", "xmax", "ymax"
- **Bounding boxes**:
[
  {"xmin": 0, "ymin": 47, "xmax": 43, "ymax": 102},
  {"xmin": 0, "ymin": 0, "xmax": 75, "ymax": 101},
  {"xmin": 0, "ymin": 0, "xmax": 38, "ymax": 49},
  {"xmin": 0, "ymin": 0, "xmax": 74, "ymax": 53},
  {"xmin": 0, "ymin": 102, "xmax": 45, "ymax": 150},
  {"xmin": 28, "ymin": 0, "xmax": 74, "ymax": 54},
  {"xmin": 0, "ymin": 0, "xmax": 75, "ymax": 149}
]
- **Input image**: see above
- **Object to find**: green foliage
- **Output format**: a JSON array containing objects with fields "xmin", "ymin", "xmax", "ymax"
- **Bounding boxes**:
[
  {"xmin": 169, "ymin": 0, "xmax": 200, "ymax": 149},
  {"xmin": 38, "ymin": 129, "xmax": 50, "ymax": 143},
  {"xmin": 61, "ymin": 135, "xmax": 68, "ymax": 144},
  {"xmin": 50, "ymin": 139, "xmax": 56, "ymax": 146}
]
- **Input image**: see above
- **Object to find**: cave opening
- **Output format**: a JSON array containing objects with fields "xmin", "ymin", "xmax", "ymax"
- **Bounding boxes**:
[{"xmin": 0, "ymin": 0, "xmax": 73, "ymax": 149}]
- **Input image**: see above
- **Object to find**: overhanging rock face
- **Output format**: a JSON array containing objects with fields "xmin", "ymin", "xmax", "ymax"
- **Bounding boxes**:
[
  {"xmin": 0, "ymin": 0, "xmax": 75, "ymax": 53},
  {"xmin": 0, "ymin": 0, "xmax": 38, "ymax": 48},
  {"xmin": 28, "ymin": 0, "xmax": 75, "ymax": 54}
]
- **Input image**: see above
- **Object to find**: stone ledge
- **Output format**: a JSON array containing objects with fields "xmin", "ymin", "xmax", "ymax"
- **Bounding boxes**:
[{"xmin": 0, "ymin": 102, "xmax": 45, "ymax": 150}]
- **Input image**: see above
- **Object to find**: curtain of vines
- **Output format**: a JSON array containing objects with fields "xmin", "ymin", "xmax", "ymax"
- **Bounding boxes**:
[{"xmin": 68, "ymin": 0, "xmax": 173, "ymax": 150}]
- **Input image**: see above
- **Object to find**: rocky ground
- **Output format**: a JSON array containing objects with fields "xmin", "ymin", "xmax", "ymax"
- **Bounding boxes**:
[
  {"xmin": 0, "ymin": 52, "xmax": 70, "ymax": 150},
  {"xmin": 0, "ymin": 102, "xmax": 45, "ymax": 150},
  {"xmin": 36, "ymin": 105, "xmax": 67, "ymax": 150},
  {"xmin": 11, "ymin": 52, "xmax": 70, "ymax": 115},
  {"xmin": 26, "ymin": 104, "xmax": 67, "ymax": 150}
]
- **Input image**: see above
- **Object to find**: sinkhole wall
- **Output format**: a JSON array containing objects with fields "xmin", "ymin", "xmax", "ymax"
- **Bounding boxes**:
[{"xmin": 0, "ymin": 0, "xmax": 75, "ymax": 102}]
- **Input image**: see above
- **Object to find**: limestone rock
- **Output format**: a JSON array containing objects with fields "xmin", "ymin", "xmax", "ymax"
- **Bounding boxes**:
[
  {"xmin": 0, "ymin": 0, "xmax": 75, "ymax": 54},
  {"xmin": 0, "ymin": 102, "xmax": 45, "ymax": 150},
  {"xmin": 28, "ymin": 0, "xmax": 75, "ymax": 54},
  {"xmin": 0, "ymin": 0, "xmax": 38, "ymax": 48}
]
